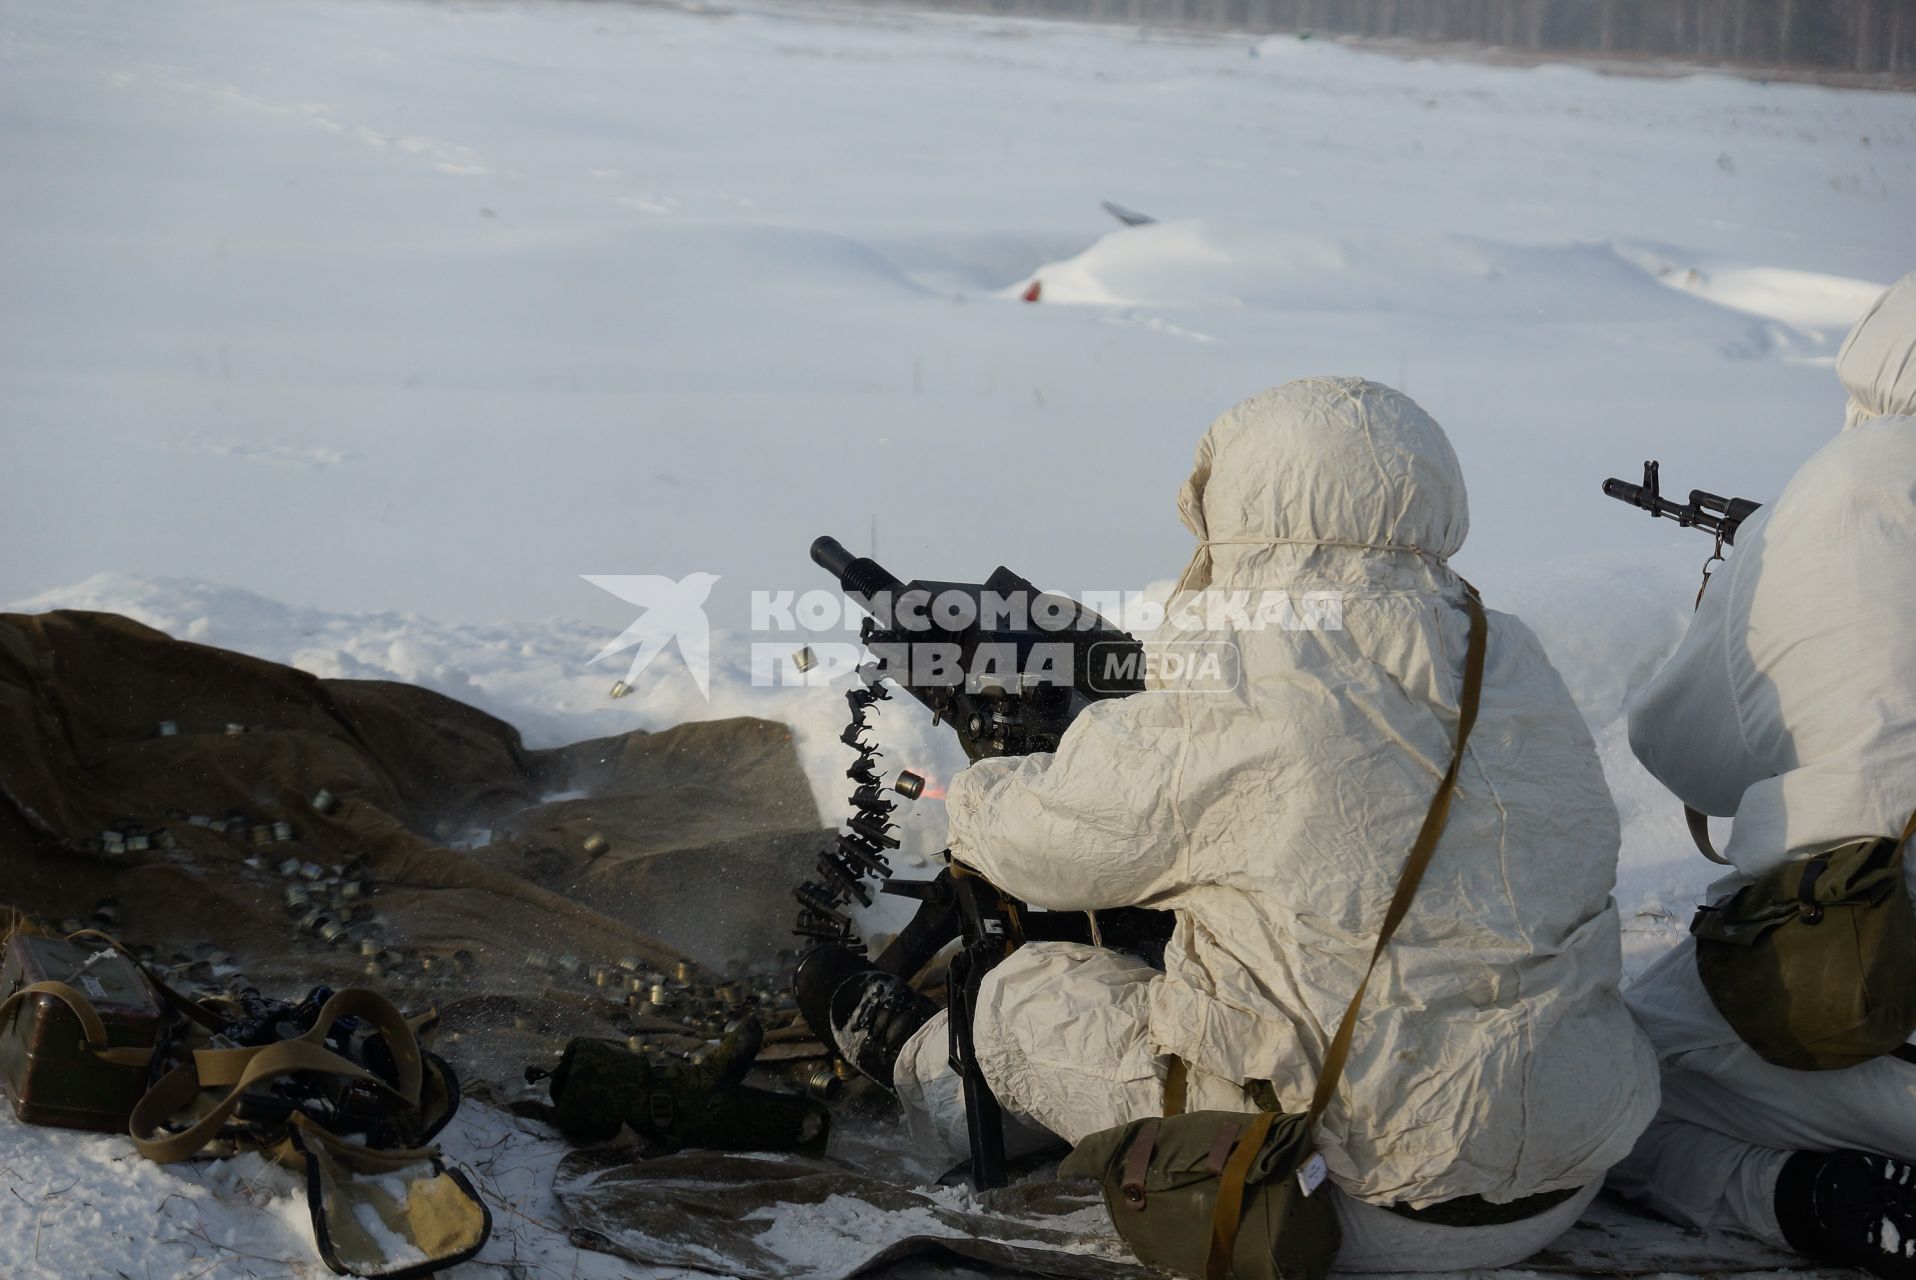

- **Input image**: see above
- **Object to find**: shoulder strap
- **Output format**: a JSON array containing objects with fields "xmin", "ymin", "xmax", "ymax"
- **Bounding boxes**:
[
  {"xmin": 1307, "ymin": 588, "xmax": 1488, "ymax": 1123},
  {"xmin": 1688, "ymin": 802, "xmax": 1916, "ymax": 872},
  {"xmin": 1684, "ymin": 807, "xmax": 1733, "ymax": 866},
  {"xmin": 130, "ymin": 987, "xmax": 426, "ymax": 1164},
  {"xmin": 0, "ymin": 980, "xmax": 156, "ymax": 1068}
]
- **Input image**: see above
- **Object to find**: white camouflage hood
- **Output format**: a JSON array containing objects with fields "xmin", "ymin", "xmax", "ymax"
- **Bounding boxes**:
[
  {"xmin": 1839, "ymin": 270, "xmax": 1916, "ymax": 427},
  {"xmin": 1172, "ymin": 377, "xmax": 1468, "ymax": 595}
]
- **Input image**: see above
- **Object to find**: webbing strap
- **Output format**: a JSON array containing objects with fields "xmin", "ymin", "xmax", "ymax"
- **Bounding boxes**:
[
  {"xmin": 131, "ymin": 1039, "xmax": 375, "ymax": 1163},
  {"xmin": 289, "ymin": 1112, "xmax": 441, "ymax": 1173},
  {"xmin": 1205, "ymin": 1110, "xmax": 1278, "ymax": 1280},
  {"xmin": 130, "ymin": 987, "xmax": 424, "ymax": 1164},
  {"xmin": 189, "ymin": 989, "xmax": 423, "ymax": 1101},
  {"xmin": 0, "ymin": 980, "xmax": 155, "ymax": 1067},
  {"xmin": 1688, "ymin": 803, "xmax": 1916, "ymax": 870},
  {"xmin": 1684, "ymin": 807, "xmax": 1732, "ymax": 866},
  {"xmin": 1307, "ymin": 589, "xmax": 1487, "ymax": 1123}
]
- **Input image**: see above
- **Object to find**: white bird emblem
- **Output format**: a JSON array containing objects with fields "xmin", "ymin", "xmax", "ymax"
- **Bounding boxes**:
[{"xmin": 582, "ymin": 572, "xmax": 721, "ymax": 699}]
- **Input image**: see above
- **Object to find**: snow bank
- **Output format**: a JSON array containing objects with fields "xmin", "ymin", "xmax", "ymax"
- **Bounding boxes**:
[{"xmin": 1015, "ymin": 221, "xmax": 1739, "ymax": 324}]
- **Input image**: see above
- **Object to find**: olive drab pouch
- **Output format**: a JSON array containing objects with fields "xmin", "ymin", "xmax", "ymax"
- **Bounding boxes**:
[
  {"xmin": 1062, "ymin": 589, "xmax": 1490, "ymax": 1280},
  {"xmin": 1061, "ymin": 1109, "xmax": 1337, "ymax": 1280},
  {"xmin": 1692, "ymin": 811, "xmax": 1916, "ymax": 1071},
  {"xmin": 535, "ymin": 1035, "xmax": 830, "ymax": 1155}
]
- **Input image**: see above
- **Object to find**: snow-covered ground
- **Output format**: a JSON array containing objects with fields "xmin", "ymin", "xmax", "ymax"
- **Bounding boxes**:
[
  {"xmin": 2, "ymin": 0, "xmax": 1914, "ymax": 1273},
  {"xmin": 7, "ymin": 0, "xmax": 1913, "ymax": 953},
  {"xmin": 0, "ymin": 1097, "xmax": 654, "ymax": 1280}
]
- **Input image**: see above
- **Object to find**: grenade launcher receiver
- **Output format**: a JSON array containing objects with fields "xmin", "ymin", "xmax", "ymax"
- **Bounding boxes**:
[{"xmin": 795, "ymin": 536, "xmax": 1172, "ymax": 1190}]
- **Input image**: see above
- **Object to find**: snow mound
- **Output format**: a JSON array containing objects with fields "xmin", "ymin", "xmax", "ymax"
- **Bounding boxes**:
[
  {"xmin": 1016, "ymin": 220, "xmax": 1726, "ymax": 323},
  {"xmin": 1615, "ymin": 245, "xmax": 1887, "ymax": 330}
]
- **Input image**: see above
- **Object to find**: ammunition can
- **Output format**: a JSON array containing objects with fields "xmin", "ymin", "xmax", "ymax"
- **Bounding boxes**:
[{"xmin": 1, "ymin": 935, "xmax": 164, "ymax": 1131}]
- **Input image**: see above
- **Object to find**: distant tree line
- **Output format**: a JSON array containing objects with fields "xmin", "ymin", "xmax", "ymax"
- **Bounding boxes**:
[{"xmin": 944, "ymin": 0, "xmax": 1914, "ymax": 74}]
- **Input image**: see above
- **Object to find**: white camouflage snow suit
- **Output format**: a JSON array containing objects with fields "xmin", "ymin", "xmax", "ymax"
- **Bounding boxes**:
[
  {"xmin": 1610, "ymin": 269, "xmax": 1916, "ymax": 1247},
  {"xmin": 896, "ymin": 377, "xmax": 1659, "ymax": 1271}
]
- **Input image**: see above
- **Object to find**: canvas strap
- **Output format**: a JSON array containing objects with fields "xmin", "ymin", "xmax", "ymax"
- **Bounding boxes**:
[
  {"xmin": 1204, "ymin": 588, "xmax": 1487, "ymax": 1280},
  {"xmin": 130, "ymin": 987, "xmax": 424, "ymax": 1164},
  {"xmin": 1205, "ymin": 1110, "xmax": 1279, "ymax": 1280},
  {"xmin": 1306, "ymin": 587, "xmax": 1487, "ymax": 1123},
  {"xmin": 1684, "ymin": 807, "xmax": 1733, "ymax": 866},
  {"xmin": 1688, "ymin": 803, "xmax": 1916, "ymax": 870},
  {"xmin": 0, "ymin": 980, "xmax": 156, "ymax": 1067}
]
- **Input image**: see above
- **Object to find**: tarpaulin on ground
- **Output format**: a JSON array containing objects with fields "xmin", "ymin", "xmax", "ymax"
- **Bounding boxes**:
[
  {"xmin": 551, "ymin": 1148, "xmax": 1154, "ymax": 1280},
  {"xmin": 0, "ymin": 609, "xmax": 827, "ymax": 1083}
]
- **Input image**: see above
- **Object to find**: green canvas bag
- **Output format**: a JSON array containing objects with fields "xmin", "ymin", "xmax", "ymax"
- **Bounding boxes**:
[
  {"xmin": 1691, "ymin": 809, "xmax": 1916, "ymax": 1071},
  {"xmin": 535, "ymin": 1034, "xmax": 832, "ymax": 1154},
  {"xmin": 1062, "ymin": 589, "xmax": 1489, "ymax": 1280}
]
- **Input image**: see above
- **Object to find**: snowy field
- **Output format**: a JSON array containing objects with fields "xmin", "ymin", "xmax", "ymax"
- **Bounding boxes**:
[
  {"xmin": 0, "ymin": 1, "xmax": 1914, "ymax": 1272},
  {"xmin": 6, "ymin": 0, "xmax": 1914, "ymax": 957}
]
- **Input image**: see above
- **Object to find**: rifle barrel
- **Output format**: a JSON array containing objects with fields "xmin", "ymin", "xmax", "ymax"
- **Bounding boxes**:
[{"xmin": 1602, "ymin": 477, "xmax": 1649, "ymax": 508}]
